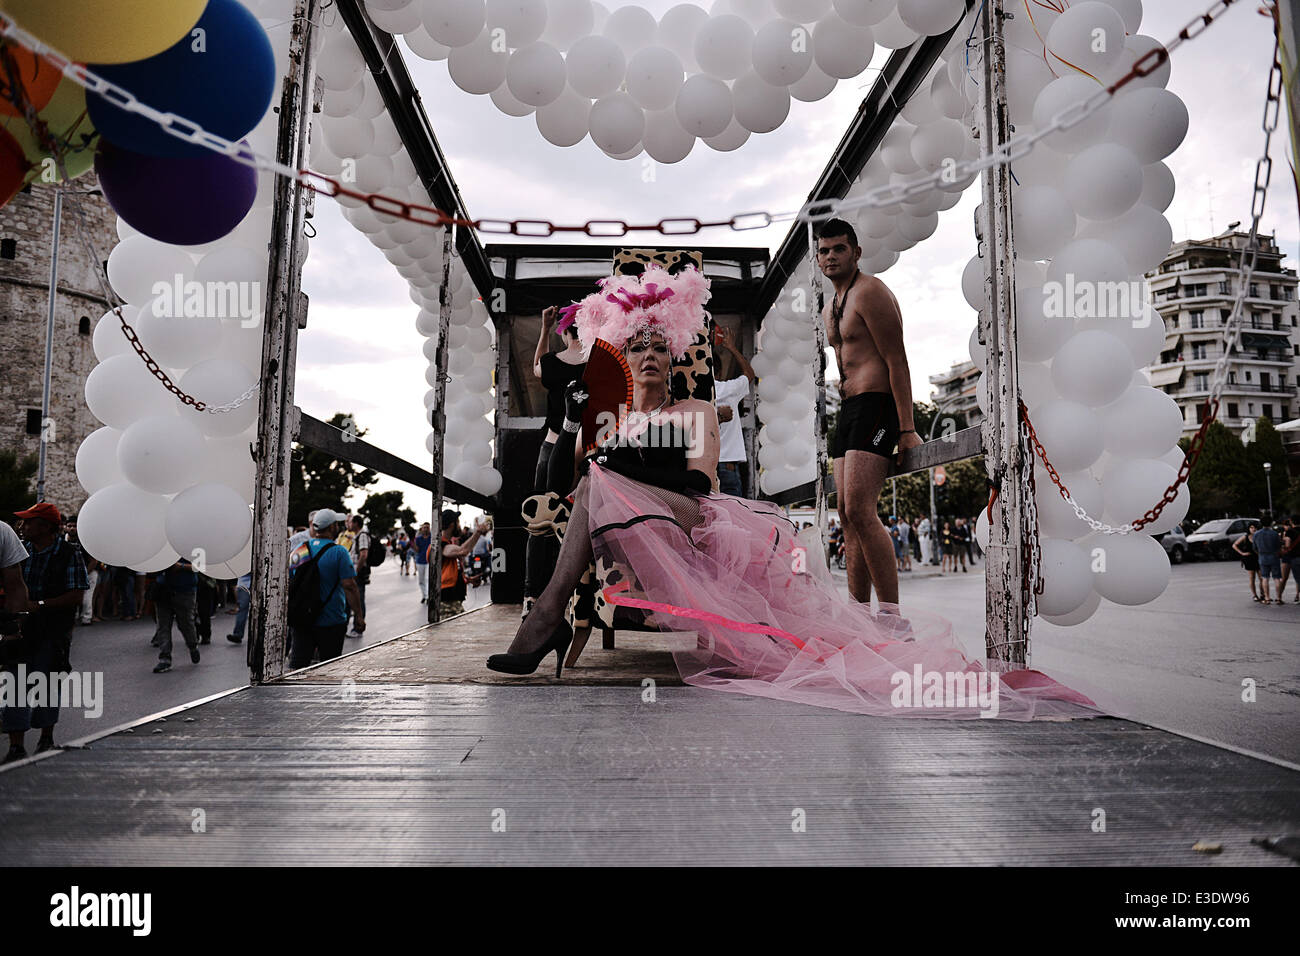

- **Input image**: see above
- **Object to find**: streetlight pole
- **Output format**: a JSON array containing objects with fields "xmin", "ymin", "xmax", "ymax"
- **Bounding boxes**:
[
  {"xmin": 927, "ymin": 398, "xmax": 960, "ymax": 562},
  {"xmin": 36, "ymin": 188, "xmax": 61, "ymax": 503},
  {"xmin": 1263, "ymin": 461, "xmax": 1273, "ymax": 520}
]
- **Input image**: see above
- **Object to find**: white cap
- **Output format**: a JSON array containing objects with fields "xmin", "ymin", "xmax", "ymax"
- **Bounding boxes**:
[{"xmin": 311, "ymin": 508, "xmax": 345, "ymax": 530}]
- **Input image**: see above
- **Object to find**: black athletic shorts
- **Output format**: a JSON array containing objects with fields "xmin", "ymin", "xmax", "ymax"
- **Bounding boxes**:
[{"xmin": 830, "ymin": 391, "xmax": 900, "ymax": 460}]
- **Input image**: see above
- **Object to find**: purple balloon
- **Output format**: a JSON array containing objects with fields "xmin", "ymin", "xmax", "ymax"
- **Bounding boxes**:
[{"xmin": 95, "ymin": 139, "xmax": 257, "ymax": 246}]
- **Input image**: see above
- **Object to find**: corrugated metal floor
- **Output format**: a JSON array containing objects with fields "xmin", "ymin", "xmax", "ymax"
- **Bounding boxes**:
[{"xmin": 1, "ymin": 682, "xmax": 1295, "ymax": 865}]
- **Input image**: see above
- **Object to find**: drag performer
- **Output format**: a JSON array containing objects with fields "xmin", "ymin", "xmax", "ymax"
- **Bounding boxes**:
[
  {"xmin": 521, "ymin": 305, "xmax": 587, "ymax": 619},
  {"xmin": 487, "ymin": 266, "xmax": 1104, "ymax": 721},
  {"xmin": 816, "ymin": 218, "xmax": 921, "ymax": 607}
]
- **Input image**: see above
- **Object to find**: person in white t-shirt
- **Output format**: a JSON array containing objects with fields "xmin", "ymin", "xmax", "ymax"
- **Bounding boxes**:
[
  {"xmin": 713, "ymin": 326, "xmax": 757, "ymax": 497},
  {"xmin": 0, "ymin": 520, "xmax": 29, "ymax": 623}
]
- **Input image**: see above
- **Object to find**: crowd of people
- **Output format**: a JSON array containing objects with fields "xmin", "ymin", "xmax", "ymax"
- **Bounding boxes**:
[
  {"xmin": 826, "ymin": 514, "xmax": 982, "ymax": 574},
  {"xmin": 1230, "ymin": 515, "xmax": 1300, "ymax": 604}
]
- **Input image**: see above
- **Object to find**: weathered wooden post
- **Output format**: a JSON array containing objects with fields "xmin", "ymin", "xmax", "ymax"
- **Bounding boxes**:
[
  {"xmin": 976, "ymin": 0, "xmax": 1028, "ymax": 666},
  {"xmin": 248, "ymin": 0, "xmax": 322, "ymax": 683},
  {"xmin": 428, "ymin": 224, "xmax": 454, "ymax": 624}
]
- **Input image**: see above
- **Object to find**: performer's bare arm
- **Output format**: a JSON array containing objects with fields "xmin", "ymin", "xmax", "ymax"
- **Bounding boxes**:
[{"xmin": 533, "ymin": 305, "xmax": 556, "ymax": 379}]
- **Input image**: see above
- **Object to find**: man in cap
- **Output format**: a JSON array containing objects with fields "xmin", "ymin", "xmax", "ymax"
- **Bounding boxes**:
[
  {"xmin": 4, "ymin": 503, "xmax": 88, "ymax": 763},
  {"xmin": 287, "ymin": 508, "xmax": 364, "ymax": 669}
]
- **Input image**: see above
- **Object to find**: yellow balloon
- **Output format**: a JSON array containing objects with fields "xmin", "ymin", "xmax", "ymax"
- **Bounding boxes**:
[
  {"xmin": 1, "ymin": 76, "xmax": 97, "ymax": 183},
  {"xmin": 0, "ymin": 0, "xmax": 208, "ymax": 65}
]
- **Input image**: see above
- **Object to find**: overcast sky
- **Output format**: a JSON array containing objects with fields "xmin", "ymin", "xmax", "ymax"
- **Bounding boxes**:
[{"xmin": 297, "ymin": 0, "xmax": 1296, "ymax": 524}]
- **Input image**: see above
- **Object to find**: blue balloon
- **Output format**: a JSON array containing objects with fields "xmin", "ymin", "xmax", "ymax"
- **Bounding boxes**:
[{"xmin": 88, "ymin": 0, "xmax": 275, "ymax": 158}]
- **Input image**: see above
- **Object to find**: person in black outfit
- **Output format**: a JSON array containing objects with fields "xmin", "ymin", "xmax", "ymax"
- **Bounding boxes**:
[
  {"xmin": 1231, "ymin": 522, "xmax": 1263, "ymax": 602},
  {"xmin": 522, "ymin": 304, "xmax": 587, "ymax": 618},
  {"xmin": 951, "ymin": 518, "xmax": 970, "ymax": 572}
]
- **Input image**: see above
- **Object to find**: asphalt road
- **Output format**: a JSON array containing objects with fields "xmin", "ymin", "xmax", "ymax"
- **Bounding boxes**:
[
  {"xmin": 33, "ymin": 551, "xmax": 1300, "ymax": 769},
  {"xmin": 41, "ymin": 556, "xmax": 490, "ymax": 748},
  {"xmin": 851, "ymin": 555, "xmax": 1300, "ymax": 766}
]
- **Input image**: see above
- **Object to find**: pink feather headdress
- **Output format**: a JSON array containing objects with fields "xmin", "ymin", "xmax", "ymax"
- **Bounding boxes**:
[{"xmin": 559, "ymin": 265, "xmax": 711, "ymax": 359}]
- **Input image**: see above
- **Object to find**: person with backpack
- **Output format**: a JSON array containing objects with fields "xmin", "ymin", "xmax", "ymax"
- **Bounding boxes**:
[
  {"xmin": 344, "ymin": 515, "xmax": 372, "ymax": 638},
  {"xmin": 287, "ymin": 509, "xmax": 363, "ymax": 669}
]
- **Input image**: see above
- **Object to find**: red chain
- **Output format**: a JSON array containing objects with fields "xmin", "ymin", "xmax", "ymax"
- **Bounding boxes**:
[{"xmin": 1021, "ymin": 398, "xmax": 1218, "ymax": 533}]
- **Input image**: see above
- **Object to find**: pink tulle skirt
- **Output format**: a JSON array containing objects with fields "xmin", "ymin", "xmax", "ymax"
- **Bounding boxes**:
[{"xmin": 583, "ymin": 463, "xmax": 1107, "ymax": 721}]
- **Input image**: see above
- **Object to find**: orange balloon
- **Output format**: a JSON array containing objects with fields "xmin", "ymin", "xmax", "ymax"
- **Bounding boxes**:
[
  {"xmin": 0, "ymin": 41, "xmax": 62, "ymax": 117},
  {"xmin": 0, "ymin": 123, "xmax": 31, "ymax": 208}
]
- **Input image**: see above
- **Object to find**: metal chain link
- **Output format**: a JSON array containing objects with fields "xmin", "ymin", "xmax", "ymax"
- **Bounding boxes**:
[{"xmin": 1024, "ymin": 18, "xmax": 1283, "ymax": 537}]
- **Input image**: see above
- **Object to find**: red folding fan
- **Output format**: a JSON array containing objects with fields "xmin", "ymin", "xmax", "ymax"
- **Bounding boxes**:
[{"xmin": 581, "ymin": 338, "xmax": 633, "ymax": 454}]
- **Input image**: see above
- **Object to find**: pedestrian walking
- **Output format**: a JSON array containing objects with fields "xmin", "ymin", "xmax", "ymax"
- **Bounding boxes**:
[
  {"xmin": 345, "ymin": 515, "xmax": 370, "ymax": 638},
  {"xmin": 287, "ymin": 509, "xmax": 364, "ymax": 669},
  {"xmin": 1276, "ymin": 516, "xmax": 1300, "ymax": 603},
  {"xmin": 226, "ymin": 572, "xmax": 252, "ymax": 643},
  {"xmin": 151, "ymin": 558, "xmax": 201, "ymax": 673},
  {"xmin": 413, "ymin": 522, "xmax": 432, "ymax": 602},
  {"xmin": 898, "ymin": 516, "xmax": 912, "ymax": 572},
  {"xmin": 940, "ymin": 520, "xmax": 954, "ymax": 573},
  {"xmin": 917, "ymin": 515, "xmax": 932, "ymax": 565},
  {"xmin": 952, "ymin": 518, "xmax": 971, "ymax": 572}
]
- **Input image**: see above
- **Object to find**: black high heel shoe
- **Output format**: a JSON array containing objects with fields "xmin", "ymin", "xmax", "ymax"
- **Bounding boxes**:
[{"xmin": 486, "ymin": 621, "xmax": 573, "ymax": 678}]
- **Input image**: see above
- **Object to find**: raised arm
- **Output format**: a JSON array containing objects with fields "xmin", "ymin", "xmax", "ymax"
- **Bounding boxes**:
[
  {"xmin": 716, "ymin": 326, "xmax": 756, "ymax": 384},
  {"xmin": 533, "ymin": 305, "xmax": 557, "ymax": 379}
]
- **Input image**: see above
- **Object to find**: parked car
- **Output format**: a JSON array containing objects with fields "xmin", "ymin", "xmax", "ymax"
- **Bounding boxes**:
[
  {"xmin": 1185, "ymin": 517, "xmax": 1261, "ymax": 561},
  {"xmin": 1154, "ymin": 524, "xmax": 1188, "ymax": 563}
]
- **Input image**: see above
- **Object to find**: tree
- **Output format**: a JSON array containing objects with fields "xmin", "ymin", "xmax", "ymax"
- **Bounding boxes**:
[
  {"xmin": 1243, "ymin": 417, "xmax": 1289, "ymax": 518},
  {"xmin": 0, "ymin": 449, "xmax": 37, "ymax": 526},
  {"xmin": 287, "ymin": 412, "xmax": 379, "ymax": 527},
  {"xmin": 1183, "ymin": 421, "xmax": 1254, "ymax": 519},
  {"xmin": 361, "ymin": 490, "xmax": 415, "ymax": 542}
]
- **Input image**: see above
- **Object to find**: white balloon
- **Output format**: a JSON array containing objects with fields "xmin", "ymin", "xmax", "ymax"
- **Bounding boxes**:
[
  {"xmin": 1051, "ymin": 329, "xmax": 1134, "ymax": 407},
  {"xmin": 107, "ymin": 237, "xmax": 195, "ymax": 305},
  {"xmin": 85, "ymin": 354, "xmax": 178, "ymax": 429},
  {"xmin": 1037, "ymin": 537, "xmax": 1095, "ymax": 616},
  {"xmin": 1101, "ymin": 34, "xmax": 1170, "ymax": 92},
  {"xmin": 752, "ymin": 19, "xmax": 813, "ymax": 87},
  {"xmin": 774, "ymin": 0, "xmax": 831, "ymax": 21},
  {"xmin": 370, "ymin": 0, "xmax": 423, "ymax": 33},
  {"xmin": 675, "ymin": 73, "xmax": 733, "ymax": 137},
  {"xmin": 1045, "ymin": 1, "xmax": 1126, "ymax": 80},
  {"xmin": 603, "ymin": 4, "xmax": 656, "ymax": 54},
  {"xmin": 1033, "ymin": 399, "xmax": 1104, "ymax": 472},
  {"xmin": 542, "ymin": 0, "xmax": 595, "ymax": 52},
  {"xmin": 703, "ymin": 117, "xmax": 751, "ymax": 151},
  {"xmin": 486, "ymin": 0, "xmax": 546, "ymax": 46},
  {"xmin": 1138, "ymin": 161, "xmax": 1175, "ymax": 213},
  {"xmin": 811, "ymin": 13, "xmax": 873, "ymax": 79},
  {"xmin": 655, "ymin": 4, "xmax": 708, "ymax": 71},
  {"xmin": 832, "ymin": 0, "xmax": 891, "ymax": 27},
  {"xmin": 588, "ymin": 91, "xmax": 645, "ymax": 154},
  {"xmin": 130, "ymin": 541, "xmax": 182, "ymax": 575},
  {"xmin": 78, "ymin": 483, "xmax": 171, "ymax": 567},
  {"xmin": 625, "ymin": 46, "xmax": 684, "ymax": 111},
  {"xmin": 731, "ymin": 69, "xmax": 790, "ymax": 133},
  {"xmin": 1040, "ymin": 589, "xmax": 1100, "ymax": 626},
  {"xmin": 117, "ymin": 414, "xmax": 206, "ymax": 494},
  {"xmin": 896, "ymin": 0, "xmax": 965, "ymax": 36},
  {"xmin": 317, "ymin": 30, "xmax": 366, "ymax": 89},
  {"xmin": 506, "ymin": 41, "xmax": 566, "ymax": 106},
  {"xmin": 1019, "ymin": 360, "xmax": 1057, "ymax": 409},
  {"xmin": 423, "ymin": 0, "xmax": 486, "ymax": 47},
  {"xmin": 165, "ymin": 483, "xmax": 253, "ymax": 566},
  {"xmin": 203, "ymin": 434, "xmax": 257, "ymax": 502},
  {"xmin": 1090, "ymin": 530, "xmax": 1169, "ymax": 604},
  {"xmin": 177, "ymin": 359, "xmax": 259, "ymax": 438},
  {"xmin": 532, "ymin": 87, "xmax": 589, "ymax": 145},
  {"xmin": 1105, "ymin": 87, "xmax": 1188, "ymax": 163},
  {"xmin": 489, "ymin": 81, "xmax": 537, "ymax": 115},
  {"xmin": 448, "ymin": 28, "xmax": 508, "ymax": 95},
  {"xmin": 694, "ymin": 14, "xmax": 754, "ymax": 80},
  {"xmin": 909, "ymin": 117, "xmax": 964, "ymax": 170},
  {"xmin": 403, "ymin": 25, "xmax": 452, "ymax": 59},
  {"xmin": 1078, "ymin": 203, "xmax": 1172, "ymax": 276},
  {"xmin": 92, "ymin": 306, "xmax": 136, "ymax": 361},
  {"xmin": 1063, "ymin": 143, "xmax": 1142, "ymax": 221},
  {"xmin": 565, "ymin": 33, "xmax": 625, "ymax": 97},
  {"xmin": 1033, "ymin": 76, "xmax": 1112, "ymax": 154},
  {"xmin": 961, "ymin": 254, "xmax": 985, "ymax": 310},
  {"xmin": 1100, "ymin": 386, "xmax": 1183, "ymax": 460},
  {"xmin": 1036, "ymin": 469, "xmax": 1103, "ymax": 540},
  {"xmin": 76, "ymin": 426, "xmax": 125, "ymax": 496},
  {"xmin": 789, "ymin": 61, "xmax": 836, "ymax": 101},
  {"xmin": 1005, "ymin": 46, "xmax": 1054, "ymax": 127},
  {"xmin": 873, "ymin": 9, "xmax": 918, "ymax": 49},
  {"xmin": 1046, "ymin": 237, "xmax": 1131, "ymax": 290},
  {"xmin": 642, "ymin": 107, "xmax": 695, "ymax": 163}
]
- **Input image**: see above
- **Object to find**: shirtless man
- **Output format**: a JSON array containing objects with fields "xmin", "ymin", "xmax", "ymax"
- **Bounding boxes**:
[{"xmin": 816, "ymin": 218, "xmax": 921, "ymax": 606}]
